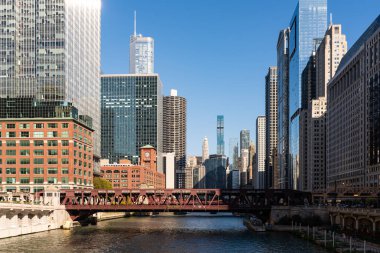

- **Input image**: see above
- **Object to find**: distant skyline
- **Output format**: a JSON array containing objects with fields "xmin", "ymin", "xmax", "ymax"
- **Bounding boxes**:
[{"xmin": 101, "ymin": 0, "xmax": 380, "ymax": 156}]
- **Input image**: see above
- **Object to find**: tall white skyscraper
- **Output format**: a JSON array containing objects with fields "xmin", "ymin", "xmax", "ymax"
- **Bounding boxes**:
[
  {"xmin": 129, "ymin": 12, "xmax": 154, "ymax": 74},
  {"xmin": 255, "ymin": 116, "xmax": 266, "ymax": 189},
  {"xmin": 0, "ymin": 0, "xmax": 101, "ymax": 165},
  {"xmin": 202, "ymin": 137, "xmax": 209, "ymax": 162}
]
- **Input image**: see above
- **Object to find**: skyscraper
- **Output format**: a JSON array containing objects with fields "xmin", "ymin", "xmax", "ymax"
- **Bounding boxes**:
[
  {"xmin": 0, "ymin": 0, "xmax": 102, "ymax": 168},
  {"xmin": 327, "ymin": 15, "xmax": 380, "ymax": 191},
  {"xmin": 288, "ymin": 0, "xmax": 327, "ymax": 190},
  {"xmin": 204, "ymin": 155, "xmax": 227, "ymax": 189},
  {"xmin": 255, "ymin": 116, "xmax": 266, "ymax": 189},
  {"xmin": 265, "ymin": 67, "xmax": 278, "ymax": 188},
  {"xmin": 240, "ymin": 130, "xmax": 250, "ymax": 150},
  {"xmin": 217, "ymin": 115, "xmax": 225, "ymax": 155},
  {"xmin": 163, "ymin": 89, "xmax": 187, "ymax": 187},
  {"xmin": 202, "ymin": 137, "xmax": 209, "ymax": 162},
  {"xmin": 101, "ymin": 74, "xmax": 163, "ymax": 167},
  {"xmin": 129, "ymin": 12, "xmax": 154, "ymax": 74},
  {"xmin": 277, "ymin": 28, "xmax": 290, "ymax": 189}
]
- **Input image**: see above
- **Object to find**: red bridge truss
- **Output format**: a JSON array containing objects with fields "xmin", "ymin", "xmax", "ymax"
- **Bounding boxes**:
[{"xmin": 60, "ymin": 189, "xmax": 310, "ymax": 213}]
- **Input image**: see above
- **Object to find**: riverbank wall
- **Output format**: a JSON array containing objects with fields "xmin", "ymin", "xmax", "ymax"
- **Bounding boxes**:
[
  {"xmin": 270, "ymin": 206, "xmax": 330, "ymax": 225},
  {"xmin": 0, "ymin": 203, "xmax": 70, "ymax": 239}
]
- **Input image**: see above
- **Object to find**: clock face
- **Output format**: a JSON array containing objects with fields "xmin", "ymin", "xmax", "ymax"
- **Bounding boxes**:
[{"xmin": 144, "ymin": 152, "xmax": 150, "ymax": 158}]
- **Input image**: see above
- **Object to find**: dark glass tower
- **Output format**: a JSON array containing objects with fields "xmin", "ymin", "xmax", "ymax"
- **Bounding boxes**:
[{"xmin": 101, "ymin": 74, "xmax": 162, "ymax": 165}]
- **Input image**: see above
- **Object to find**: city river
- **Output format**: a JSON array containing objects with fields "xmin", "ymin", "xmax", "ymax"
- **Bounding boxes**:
[{"xmin": 0, "ymin": 214, "xmax": 328, "ymax": 253}]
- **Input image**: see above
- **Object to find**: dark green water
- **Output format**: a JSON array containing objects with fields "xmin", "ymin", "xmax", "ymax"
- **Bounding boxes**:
[{"xmin": 0, "ymin": 214, "xmax": 328, "ymax": 253}]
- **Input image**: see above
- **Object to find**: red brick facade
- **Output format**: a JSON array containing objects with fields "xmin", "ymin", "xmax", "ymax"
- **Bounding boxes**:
[
  {"xmin": 101, "ymin": 146, "xmax": 165, "ymax": 189},
  {"xmin": 0, "ymin": 118, "xmax": 94, "ymax": 193}
]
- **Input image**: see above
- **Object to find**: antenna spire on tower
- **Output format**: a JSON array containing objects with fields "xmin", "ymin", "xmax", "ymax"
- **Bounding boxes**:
[{"xmin": 134, "ymin": 11, "xmax": 137, "ymax": 36}]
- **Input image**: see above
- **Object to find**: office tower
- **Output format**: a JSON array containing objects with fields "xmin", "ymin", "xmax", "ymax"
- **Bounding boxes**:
[
  {"xmin": 229, "ymin": 138, "xmax": 239, "ymax": 169},
  {"xmin": 129, "ymin": 12, "xmax": 154, "ymax": 74},
  {"xmin": 101, "ymin": 74, "xmax": 163, "ymax": 166},
  {"xmin": 277, "ymin": 28, "xmax": 290, "ymax": 189},
  {"xmin": 217, "ymin": 115, "xmax": 225, "ymax": 155},
  {"xmin": 204, "ymin": 155, "xmax": 227, "ymax": 189},
  {"xmin": 307, "ymin": 98, "xmax": 327, "ymax": 192},
  {"xmin": 163, "ymin": 89, "xmax": 187, "ymax": 187},
  {"xmin": 162, "ymin": 153, "xmax": 175, "ymax": 189},
  {"xmin": 304, "ymin": 24, "xmax": 347, "ymax": 192},
  {"xmin": 255, "ymin": 116, "xmax": 266, "ymax": 189},
  {"xmin": 240, "ymin": 149, "xmax": 249, "ymax": 186},
  {"xmin": 240, "ymin": 130, "xmax": 250, "ymax": 150},
  {"xmin": 265, "ymin": 67, "xmax": 278, "ymax": 189},
  {"xmin": 231, "ymin": 169, "xmax": 241, "ymax": 189},
  {"xmin": 327, "ymin": 15, "xmax": 380, "ymax": 191},
  {"xmin": 192, "ymin": 165, "xmax": 206, "ymax": 189},
  {"xmin": 316, "ymin": 24, "xmax": 348, "ymax": 98},
  {"xmin": 288, "ymin": 0, "xmax": 327, "ymax": 190},
  {"xmin": 0, "ymin": 98, "xmax": 94, "ymax": 193},
  {"xmin": 0, "ymin": 0, "xmax": 102, "ymax": 169},
  {"xmin": 248, "ymin": 142, "xmax": 256, "ymax": 185},
  {"xmin": 299, "ymin": 46, "xmax": 319, "ymax": 191},
  {"xmin": 202, "ymin": 137, "xmax": 209, "ymax": 162}
]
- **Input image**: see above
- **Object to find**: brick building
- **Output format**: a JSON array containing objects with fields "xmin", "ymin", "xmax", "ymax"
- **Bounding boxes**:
[
  {"xmin": 0, "ymin": 99, "xmax": 94, "ymax": 193},
  {"xmin": 101, "ymin": 146, "xmax": 165, "ymax": 189}
]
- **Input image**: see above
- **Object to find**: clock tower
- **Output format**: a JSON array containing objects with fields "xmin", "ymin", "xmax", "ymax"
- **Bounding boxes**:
[{"xmin": 140, "ymin": 145, "xmax": 157, "ymax": 170}]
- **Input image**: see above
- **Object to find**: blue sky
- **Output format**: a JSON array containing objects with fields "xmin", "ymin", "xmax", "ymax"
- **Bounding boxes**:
[{"xmin": 101, "ymin": 0, "xmax": 380, "ymax": 156}]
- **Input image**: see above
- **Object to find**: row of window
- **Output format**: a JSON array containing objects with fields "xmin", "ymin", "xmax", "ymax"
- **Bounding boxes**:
[
  {"xmin": 1, "ymin": 177, "xmax": 91, "ymax": 185},
  {"xmin": 0, "ymin": 158, "xmax": 69, "ymax": 165},
  {"xmin": 2, "ymin": 149, "xmax": 69, "ymax": 156},
  {"xmin": 1, "ymin": 123, "xmax": 68, "ymax": 129},
  {"xmin": 0, "ymin": 167, "xmax": 92, "ymax": 176},
  {"xmin": 0, "ymin": 140, "xmax": 92, "ymax": 152},
  {"xmin": 1, "ymin": 131, "xmax": 69, "ymax": 138}
]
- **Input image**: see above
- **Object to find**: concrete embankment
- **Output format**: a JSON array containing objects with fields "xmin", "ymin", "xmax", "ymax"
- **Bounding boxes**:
[{"xmin": 96, "ymin": 212, "xmax": 130, "ymax": 221}]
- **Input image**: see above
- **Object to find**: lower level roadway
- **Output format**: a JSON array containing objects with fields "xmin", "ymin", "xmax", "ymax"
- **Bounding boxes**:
[{"xmin": 0, "ymin": 213, "xmax": 328, "ymax": 253}]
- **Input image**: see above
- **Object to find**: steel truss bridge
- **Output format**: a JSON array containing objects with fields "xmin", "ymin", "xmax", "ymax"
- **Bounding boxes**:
[{"xmin": 60, "ymin": 189, "xmax": 310, "ymax": 217}]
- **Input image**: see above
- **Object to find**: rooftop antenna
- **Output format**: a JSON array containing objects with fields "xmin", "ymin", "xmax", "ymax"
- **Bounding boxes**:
[
  {"xmin": 330, "ymin": 13, "xmax": 333, "ymax": 26},
  {"xmin": 134, "ymin": 11, "xmax": 137, "ymax": 36}
]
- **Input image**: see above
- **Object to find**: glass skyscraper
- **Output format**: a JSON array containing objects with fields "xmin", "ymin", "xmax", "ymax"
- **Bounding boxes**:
[
  {"xmin": 101, "ymin": 74, "xmax": 163, "ymax": 165},
  {"xmin": 288, "ymin": 0, "xmax": 327, "ymax": 190},
  {"xmin": 240, "ymin": 130, "xmax": 250, "ymax": 150},
  {"xmin": 0, "ymin": 0, "xmax": 101, "ymax": 164},
  {"xmin": 217, "ymin": 115, "xmax": 225, "ymax": 155}
]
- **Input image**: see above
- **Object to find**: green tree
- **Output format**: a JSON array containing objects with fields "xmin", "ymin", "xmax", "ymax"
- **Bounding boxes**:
[{"xmin": 93, "ymin": 177, "xmax": 113, "ymax": 189}]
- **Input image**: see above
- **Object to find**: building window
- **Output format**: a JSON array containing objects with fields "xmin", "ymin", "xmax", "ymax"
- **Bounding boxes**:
[
  {"xmin": 62, "ymin": 123, "xmax": 69, "ymax": 128},
  {"xmin": 62, "ymin": 140, "xmax": 69, "ymax": 146},
  {"xmin": 62, "ymin": 177, "xmax": 69, "ymax": 183},
  {"xmin": 47, "ymin": 140, "xmax": 58, "ymax": 146},
  {"xmin": 19, "ymin": 123, "xmax": 30, "ymax": 129},
  {"xmin": 62, "ymin": 149, "xmax": 69, "ymax": 155},
  {"xmin": 6, "ymin": 124, "xmax": 15, "ymax": 129},
  {"xmin": 34, "ymin": 158, "xmax": 44, "ymax": 164},
  {"xmin": 20, "ymin": 158, "xmax": 30, "ymax": 164},
  {"xmin": 6, "ymin": 159, "xmax": 16, "ymax": 164},
  {"xmin": 34, "ymin": 150, "xmax": 44, "ymax": 156},
  {"xmin": 48, "ymin": 168, "xmax": 58, "ymax": 174},
  {"xmin": 61, "ymin": 131, "xmax": 69, "ymax": 138},
  {"xmin": 34, "ymin": 168, "xmax": 44, "ymax": 174},
  {"xmin": 6, "ymin": 132, "xmax": 16, "ymax": 138},
  {"xmin": 6, "ymin": 177, "xmax": 16, "ymax": 184},
  {"xmin": 34, "ymin": 140, "xmax": 44, "ymax": 147},
  {"xmin": 48, "ymin": 158, "xmax": 58, "ymax": 164},
  {"xmin": 6, "ymin": 150, "xmax": 16, "ymax": 156},
  {"xmin": 6, "ymin": 168, "xmax": 16, "ymax": 174},
  {"xmin": 20, "ymin": 150, "xmax": 30, "ymax": 156},
  {"xmin": 34, "ymin": 123, "xmax": 44, "ymax": 129},
  {"xmin": 20, "ymin": 178, "xmax": 30, "ymax": 184},
  {"xmin": 34, "ymin": 178, "xmax": 44, "ymax": 184},
  {"xmin": 6, "ymin": 141, "xmax": 16, "ymax": 147},
  {"xmin": 48, "ymin": 177, "xmax": 57, "ymax": 184},
  {"xmin": 20, "ymin": 140, "xmax": 30, "ymax": 146},
  {"xmin": 47, "ymin": 131, "xmax": 58, "ymax": 138},
  {"xmin": 62, "ymin": 168, "xmax": 69, "ymax": 174},
  {"xmin": 20, "ymin": 168, "xmax": 30, "ymax": 174},
  {"xmin": 33, "ymin": 132, "xmax": 44, "ymax": 138},
  {"xmin": 48, "ymin": 149, "xmax": 58, "ymax": 156},
  {"xmin": 62, "ymin": 158, "xmax": 69, "ymax": 164},
  {"xmin": 47, "ymin": 123, "xmax": 58, "ymax": 128}
]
